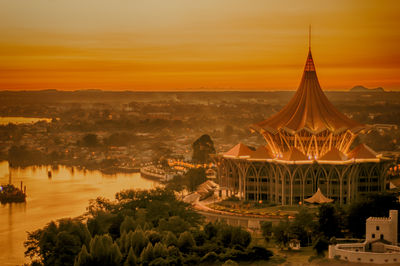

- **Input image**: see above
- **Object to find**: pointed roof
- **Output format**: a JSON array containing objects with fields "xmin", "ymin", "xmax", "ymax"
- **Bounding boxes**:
[
  {"xmin": 223, "ymin": 143, "xmax": 253, "ymax": 158},
  {"xmin": 250, "ymin": 145, "xmax": 273, "ymax": 160},
  {"xmin": 304, "ymin": 188, "xmax": 333, "ymax": 204},
  {"xmin": 282, "ymin": 147, "xmax": 308, "ymax": 161},
  {"xmin": 319, "ymin": 147, "xmax": 348, "ymax": 161},
  {"xmin": 251, "ymin": 50, "xmax": 364, "ymax": 134},
  {"xmin": 347, "ymin": 143, "xmax": 377, "ymax": 159}
]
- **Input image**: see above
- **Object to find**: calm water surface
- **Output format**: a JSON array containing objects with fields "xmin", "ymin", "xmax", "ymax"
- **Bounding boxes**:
[
  {"xmin": 0, "ymin": 161, "xmax": 157, "ymax": 265},
  {"xmin": 0, "ymin": 117, "xmax": 52, "ymax": 125}
]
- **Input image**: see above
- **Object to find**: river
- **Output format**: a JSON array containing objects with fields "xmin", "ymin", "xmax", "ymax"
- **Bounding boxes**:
[
  {"xmin": 0, "ymin": 161, "xmax": 157, "ymax": 265},
  {"xmin": 0, "ymin": 117, "xmax": 52, "ymax": 125}
]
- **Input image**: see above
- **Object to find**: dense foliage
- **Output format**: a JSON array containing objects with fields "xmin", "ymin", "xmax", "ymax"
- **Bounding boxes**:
[
  {"xmin": 25, "ymin": 188, "xmax": 272, "ymax": 265},
  {"xmin": 192, "ymin": 134, "xmax": 216, "ymax": 163},
  {"xmin": 166, "ymin": 168, "xmax": 207, "ymax": 192},
  {"xmin": 347, "ymin": 192, "xmax": 400, "ymax": 239},
  {"xmin": 262, "ymin": 192, "xmax": 400, "ymax": 256}
]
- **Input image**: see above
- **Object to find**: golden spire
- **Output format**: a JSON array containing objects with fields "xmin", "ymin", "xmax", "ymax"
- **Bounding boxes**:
[{"xmin": 309, "ymin": 24, "xmax": 311, "ymax": 51}]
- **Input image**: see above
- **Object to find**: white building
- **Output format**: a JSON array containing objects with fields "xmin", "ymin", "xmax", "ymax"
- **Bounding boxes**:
[
  {"xmin": 366, "ymin": 210, "xmax": 398, "ymax": 245},
  {"xmin": 329, "ymin": 210, "xmax": 400, "ymax": 264}
]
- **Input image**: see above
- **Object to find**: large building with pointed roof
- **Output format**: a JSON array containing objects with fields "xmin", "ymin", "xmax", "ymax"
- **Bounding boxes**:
[{"xmin": 215, "ymin": 42, "xmax": 393, "ymax": 205}]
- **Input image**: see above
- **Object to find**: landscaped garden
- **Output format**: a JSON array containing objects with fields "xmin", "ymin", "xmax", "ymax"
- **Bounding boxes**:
[{"xmin": 207, "ymin": 196, "xmax": 318, "ymax": 218}]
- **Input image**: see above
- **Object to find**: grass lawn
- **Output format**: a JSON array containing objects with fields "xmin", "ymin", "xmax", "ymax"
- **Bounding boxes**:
[{"xmin": 208, "ymin": 200, "xmax": 318, "ymax": 217}]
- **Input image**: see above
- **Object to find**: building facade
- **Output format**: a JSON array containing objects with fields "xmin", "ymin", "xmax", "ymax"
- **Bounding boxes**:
[{"xmin": 215, "ymin": 44, "xmax": 393, "ymax": 205}]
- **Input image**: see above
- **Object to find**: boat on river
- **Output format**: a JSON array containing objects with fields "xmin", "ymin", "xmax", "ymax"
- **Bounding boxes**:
[{"xmin": 0, "ymin": 184, "xmax": 26, "ymax": 204}]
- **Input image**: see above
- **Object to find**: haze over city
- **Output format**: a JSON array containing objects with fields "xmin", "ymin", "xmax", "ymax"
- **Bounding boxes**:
[
  {"xmin": 2, "ymin": 1, "xmax": 400, "ymax": 266},
  {"xmin": 1, "ymin": 0, "xmax": 399, "ymax": 91}
]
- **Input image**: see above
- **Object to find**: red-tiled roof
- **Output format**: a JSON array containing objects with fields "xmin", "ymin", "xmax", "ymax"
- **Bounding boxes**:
[
  {"xmin": 250, "ymin": 145, "xmax": 273, "ymax": 160},
  {"xmin": 223, "ymin": 143, "xmax": 253, "ymax": 158},
  {"xmin": 282, "ymin": 147, "xmax": 308, "ymax": 161},
  {"xmin": 347, "ymin": 143, "xmax": 377, "ymax": 159},
  {"xmin": 319, "ymin": 148, "xmax": 348, "ymax": 161}
]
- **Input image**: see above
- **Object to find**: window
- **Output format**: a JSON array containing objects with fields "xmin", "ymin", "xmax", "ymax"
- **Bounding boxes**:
[
  {"xmin": 376, "ymin": 226, "xmax": 380, "ymax": 231},
  {"xmin": 372, "ymin": 234, "xmax": 375, "ymax": 238},
  {"xmin": 380, "ymin": 234, "xmax": 384, "ymax": 240}
]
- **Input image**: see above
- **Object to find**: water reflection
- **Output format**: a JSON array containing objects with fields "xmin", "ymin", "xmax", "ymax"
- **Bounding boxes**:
[
  {"xmin": 0, "ymin": 117, "xmax": 52, "ymax": 125},
  {"xmin": 0, "ymin": 161, "xmax": 157, "ymax": 265}
]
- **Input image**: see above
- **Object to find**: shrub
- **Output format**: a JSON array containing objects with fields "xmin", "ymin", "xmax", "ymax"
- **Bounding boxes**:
[
  {"xmin": 222, "ymin": 259, "xmax": 239, "ymax": 266},
  {"xmin": 120, "ymin": 216, "xmax": 136, "ymax": 235},
  {"xmin": 178, "ymin": 231, "xmax": 195, "ymax": 253},
  {"xmin": 201, "ymin": 251, "xmax": 220, "ymax": 263},
  {"xmin": 163, "ymin": 231, "xmax": 178, "ymax": 247}
]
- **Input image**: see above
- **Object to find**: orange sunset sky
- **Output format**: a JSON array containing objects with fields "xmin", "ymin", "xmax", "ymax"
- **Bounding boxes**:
[{"xmin": 0, "ymin": 0, "xmax": 399, "ymax": 91}]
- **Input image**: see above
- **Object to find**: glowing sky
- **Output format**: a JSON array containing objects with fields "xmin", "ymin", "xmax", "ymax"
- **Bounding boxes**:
[{"xmin": 0, "ymin": 0, "xmax": 399, "ymax": 91}]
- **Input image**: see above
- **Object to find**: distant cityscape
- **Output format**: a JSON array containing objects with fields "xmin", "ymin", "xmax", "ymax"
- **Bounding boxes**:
[{"xmin": 1, "ymin": 89, "xmax": 399, "ymax": 174}]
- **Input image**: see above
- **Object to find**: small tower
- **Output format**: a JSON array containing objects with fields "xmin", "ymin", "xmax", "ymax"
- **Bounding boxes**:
[
  {"xmin": 366, "ymin": 210, "xmax": 398, "ymax": 245},
  {"xmin": 390, "ymin": 210, "xmax": 398, "ymax": 245}
]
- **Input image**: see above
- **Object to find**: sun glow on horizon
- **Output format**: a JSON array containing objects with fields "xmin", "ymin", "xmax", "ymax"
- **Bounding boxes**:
[{"xmin": 0, "ymin": 0, "xmax": 399, "ymax": 91}]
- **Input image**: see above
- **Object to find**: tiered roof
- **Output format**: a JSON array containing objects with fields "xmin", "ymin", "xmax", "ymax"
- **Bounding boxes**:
[
  {"xmin": 251, "ymin": 50, "xmax": 364, "ymax": 135},
  {"xmin": 222, "ymin": 34, "xmax": 383, "ymax": 164},
  {"xmin": 304, "ymin": 188, "xmax": 333, "ymax": 204}
]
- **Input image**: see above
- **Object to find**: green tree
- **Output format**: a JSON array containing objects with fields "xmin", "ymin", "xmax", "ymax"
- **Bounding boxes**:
[
  {"xmin": 260, "ymin": 221, "xmax": 273, "ymax": 243},
  {"xmin": 163, "ymin": 231, "xmax": 178, "ymax": 247},
  {"xmin": 318, "ymin": 204, "xmax": 341, "ymax": 238},
  {"xmin": 75, "ymin": 234, "xmax": 122, "ymax": 266},
  {"xmin": 130, "ymin": 229, "xmax": 149, "ymax": 257},
  {"xmin": 223, "ymin": 259, "xmax": 239, "ymax": 266},
  {"xmin": 231, "ymin": 226, "xmax": 251, "ymax": 248},
  {"xmin": 192, "ymin": 134, "xmax": 216, "ymax": 163},
  {"xmin": 123, "ymin": 247, "xmax": 137, "ymax": 266},
  {"xmin": 139, "ymin": 243, "xmax": 154, "ymax": 265},
  {"xmin": 25, "ymin": 218, "xmax": 91, "ymax": 266},
  {"xmin": 186, "ymin": 168, "xmax": 207, "ymax": 192},
  {"xmin": 74, "ymin": 245, "xmax": 90, "ymax": 266},
  {"xmin": 178, "ymin": 231, "xmax": 196, "ymax": 252},
  {"xmin": 153, "ymin": 242, "xmax": 168, "ymax": 258},
  {"xmin": 158, "ymin": 216, "xmax": 190, "ymax": 235},
  {"xmin": 312, "ymin": 235, "xmax": 329, "ymax": 257},
  {"xmin": 273, "ymin": 219, "xmax": 291, "ymax": 249},
  {"xmin": 289, "ymin": 208, "xmax": 317, "ymax": 246},
  {"xmin": 145, "ymin": 230, "xmax": 162, "ymax": 245},
  {"xmin": 120, "ymin": 216, "xmax": 136, "ymax": 235},
  {"xmin": 82, "ymin": 134, "xmax": 99, "ymax": 147}
]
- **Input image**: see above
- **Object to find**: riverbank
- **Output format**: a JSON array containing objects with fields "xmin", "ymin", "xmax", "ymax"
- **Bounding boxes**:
[
  {"xmin": 0, "ymin": 161, "xmax": 157, "ymax": 265},
  {"xmin": 3, "ymin": 160, "xmax": 141, "ymax": 176}
]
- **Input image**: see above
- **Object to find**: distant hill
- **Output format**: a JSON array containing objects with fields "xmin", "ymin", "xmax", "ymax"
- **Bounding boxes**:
[{"xmin": 350, "ymin": 85, "xmax": 385, "ymax": 92}]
